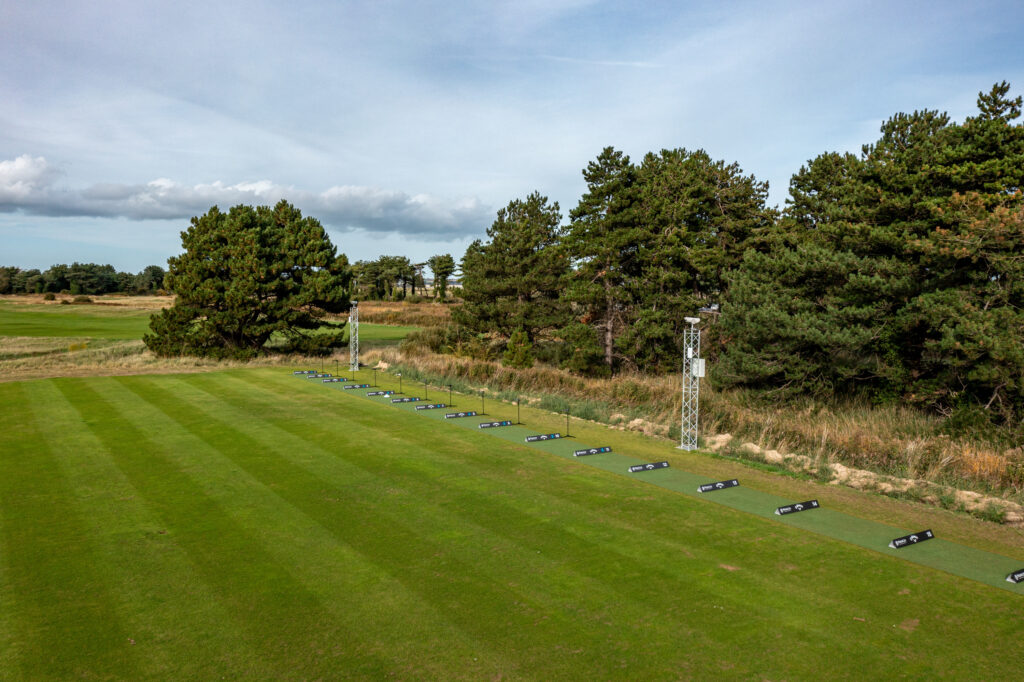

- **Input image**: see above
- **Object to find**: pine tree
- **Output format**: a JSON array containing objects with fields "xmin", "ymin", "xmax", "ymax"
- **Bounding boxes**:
[
  {"xmin": 454, "ymin": 192, "xmax": 568, "ymax": 345},
  {"xmin": 144, "ymin": 201, "xmax": 351, "ymax": 358},
  {"xmin": 562, "ymin": 147, "xmax": 640, "ymax": 374},
  {"xmin": 426, "ymin": 253, "xmax": 456, "ymax": 301}
]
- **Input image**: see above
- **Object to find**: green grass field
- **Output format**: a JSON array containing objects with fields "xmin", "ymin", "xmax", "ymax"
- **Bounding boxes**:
[
  {"xmin": 0, "ymin": 302, "xmax": 154, "ymax": 339},
  {"xmin": 1, "ymin": 369, "xmax": 1022, "ymax": 679},
  {"xmin": 0, "ymin": 300, "xmax": 415, "ymax": 345}
]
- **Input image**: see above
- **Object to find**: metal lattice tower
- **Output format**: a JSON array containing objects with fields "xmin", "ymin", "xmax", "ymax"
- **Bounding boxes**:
[
  {"xmin": 679, "ymin": 318, "xmax": 702, "ymax": 451},
  {"xmin": 349, "ymin": 301, "xmax": 359, "ymax": 372}
]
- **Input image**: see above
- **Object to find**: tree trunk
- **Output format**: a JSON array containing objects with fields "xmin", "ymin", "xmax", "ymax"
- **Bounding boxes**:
[{"xmin": 605, "ymin": 286, "xmax": 614, "ymax": 370}]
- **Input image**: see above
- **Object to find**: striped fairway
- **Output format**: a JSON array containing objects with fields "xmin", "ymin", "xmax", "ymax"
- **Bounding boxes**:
[{"xmin": 1, "ymin": 369, "xmax": 1023, "ymax": 679}]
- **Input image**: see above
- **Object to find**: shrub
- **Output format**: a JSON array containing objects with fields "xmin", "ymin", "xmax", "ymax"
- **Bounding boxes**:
[
  {"xmin": 43, "ymin": 292, "xmax": 56, "ymax": 301},
  {"xmin": 503, "ymin": 329, "xmax": 534, "ymax": 369},
  {"xmin": 72, "ymin": 295, "xmax": 93, "ymax": 304}
]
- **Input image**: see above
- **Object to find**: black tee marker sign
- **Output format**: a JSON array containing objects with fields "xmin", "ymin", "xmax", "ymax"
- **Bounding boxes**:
[
  {"xmin": 628, "ymin": 461, "xmax": 669, "ymax": 473},
  {"xmin": 1007, "ymin": 569, "xmax": 1024, "ymax": 584},
  {"xmin": 525, "ymin": 433, "xmax": 562, "ymax": 442},
  {"xmin": 415, "ymin": 403, "xmax": 447, "ymax": 410},
  {"xmin": 889, "ymin": 529, "xmax": 934, "ymax": 549},
  {"xmin": 391, "ymin": 396, "xmax": 421, "ymax": 403},
  {"xmin": 698, "ymin": 479, "xmax": 739, "ymax": 493},
  {"xmin": 445, "ymin": 411, "xmax": 477, "ymax": 419},
  {"xmin": 479, "ymin": 420, "xmax": 512, "ymax": 429},
  {"xmin": 775, "ymin": 500, "xmax": 820, "ymax": 516},
  {"xmin": 366, "ymin": 390, "xmax": 393, "ymax": 396},
  {"xmin": 342, "ymin": 383, "xmax": 370, "ymax": 390},
  {"xmin": 574, "ymin": 446, "xmax": 611, "ymax": 457}
]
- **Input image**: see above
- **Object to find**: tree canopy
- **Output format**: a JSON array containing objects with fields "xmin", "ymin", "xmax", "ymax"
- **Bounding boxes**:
[
  {"xmin": 454, "ymin": 192, "xmax": 568, "ymax": 352},
  {"xmin": 144, "ymin": 200, "xmax": 351, "ymax": 358},
  {"xmin": 716, "ymin": 81, "xmax": 1024, "ymax": 422},
  {"xmin": 426, "ymin": 253, "xmax": 456, "ymax": 301}
]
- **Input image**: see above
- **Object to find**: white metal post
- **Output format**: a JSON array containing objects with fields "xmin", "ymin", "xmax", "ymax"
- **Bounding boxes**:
[
  {"xmin": 679, "ymin": 317, "xmax": 702, "ymax": 451},
  {"xmin": 349, "ymin": 301, "xmax": 359, "ymax": 372}
]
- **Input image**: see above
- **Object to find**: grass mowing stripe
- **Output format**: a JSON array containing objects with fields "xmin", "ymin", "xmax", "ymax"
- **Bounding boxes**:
[
  {"xmin": 179, "ymin": 374, "xmax": 953, "ymax": 677},
  {"xmin": 116, "ymin": 375, "xmax": 518, "ymax": 677},
  {"xmin": 0, "ymin": 386, "xmax": 23, "ymax": 675},
  {"xmin": 216, "ymin": 372, "xmax": 814, "ymax": 610},
  {"xmin": 328, "ymin": 371, "xmax": 1024, "ymax": 595},
  {"xmin": 57, "ymin": 378, "xmax": 393, "ymax": 679},
  {"xmin": 146, "ymin": 374, "xmax": 683, "ymax": 676},
  {"xmin": 5, "ymin": 371, "xmax": 1024, "ymax": 677},
  {"xmin": 218, "ymin": 371, "xmax": 876, "ymax": 626},
  {"xmin": 22, "ymin": 379, "xmax": 268, "ymax": 679},
  {"xmin": 274, "ymin": 372, "xmax": 1024, "ymax": 675},
  {"xmin": 177, "ymin": 375, "xmax": 740, "ymax": 616},
  {"xmin": 0, "ymin": 381, "xmax": 143, "ymax": 680}
]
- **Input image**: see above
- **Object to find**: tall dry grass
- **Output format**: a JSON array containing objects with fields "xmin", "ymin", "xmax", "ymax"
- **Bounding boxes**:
[
  {"xmin": 362, "ymin": 346, "xmax": 1024, "ymax": 501},
  {"xmin": 353, "ymin": 301, "xmax": 452, "ymax": 327}
]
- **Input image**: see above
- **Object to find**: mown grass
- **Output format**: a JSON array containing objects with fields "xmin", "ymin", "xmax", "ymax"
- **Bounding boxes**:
[
  {"xmin": 1, "ymin": 369, "xmax": 1023, "ymax": 679},
  {"xmin": 369, "ymin": 346, "xmax": 1024, "ymax": 507},
  {"xmin": 0, "ymin": 299, "xmax": 418, "ymax": 383},
  {"xmin": 0, "ymin": 301, "xmax": 155, "ymax": 339}
]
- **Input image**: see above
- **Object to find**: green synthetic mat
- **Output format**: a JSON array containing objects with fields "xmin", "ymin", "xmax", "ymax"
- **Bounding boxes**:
[{"xmin": 299, "ymin": 369, "xmax": 1024, "ymax": 595}]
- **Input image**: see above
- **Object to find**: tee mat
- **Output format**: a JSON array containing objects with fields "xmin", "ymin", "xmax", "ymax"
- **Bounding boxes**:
[{"xmin": 302, "ymin": 371, "xmax": 1024, "ymax": 594}]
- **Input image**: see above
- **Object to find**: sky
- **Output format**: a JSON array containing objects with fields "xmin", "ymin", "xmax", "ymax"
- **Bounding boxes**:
[{"xmin": 2, "ymin": 0, "xmax": 1023, "ymax": 272}]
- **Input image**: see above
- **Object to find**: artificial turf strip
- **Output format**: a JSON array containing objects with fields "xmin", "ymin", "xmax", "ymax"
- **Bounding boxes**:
[
  {"xmin": 4, "ymin": 371, "xmax": 1024, "ymax": 679},
  {"xmin": 319, "ymin": 371, "xmax": 1024, "ymax": 594}
]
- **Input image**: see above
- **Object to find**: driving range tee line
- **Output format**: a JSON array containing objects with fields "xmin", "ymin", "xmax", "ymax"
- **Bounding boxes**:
[{"xmin": 297, "ymin": 371, "xmax": 1024, "ymax": 594}]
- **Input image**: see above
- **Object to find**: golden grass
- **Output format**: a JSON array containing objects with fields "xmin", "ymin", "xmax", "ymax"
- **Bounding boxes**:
[
  {"xmin": 0, "ymin": 293, "xmax": 174, "ymax": 309},
  {"xmin": 353, "ymin": 301, "xmax": 452, "ymax": 327}
]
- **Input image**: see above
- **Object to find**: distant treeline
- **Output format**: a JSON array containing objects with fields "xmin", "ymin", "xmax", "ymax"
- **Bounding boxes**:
[
  {"xmin": 352, "ymin": 254, "xmax": 456, "ymax": 302},
  {"xmin": 0, "ymin": 263, "xmax": 167, "ymax": 295},
  {"xmin": 440, "ymin": 82, "xmax": 1024, "ymax": 426}
]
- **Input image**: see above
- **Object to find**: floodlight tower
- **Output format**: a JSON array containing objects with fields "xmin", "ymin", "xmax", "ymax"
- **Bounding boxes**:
[
  {"xmin": 679, "ymin": 316, "xmax": 705, "ymax": 451},
  {"xmin": 349, "ymin": 301, "xmax": 359, "ymax": 372}
]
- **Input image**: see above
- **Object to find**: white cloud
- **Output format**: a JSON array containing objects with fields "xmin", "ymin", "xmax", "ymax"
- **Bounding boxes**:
[
  {"xmin": 0, "ymin": 156, "xmax": 492, "ymax": 238},
  {"xmin": 0, "ymin": 155, "xmax": 61, "ymax": 201}
]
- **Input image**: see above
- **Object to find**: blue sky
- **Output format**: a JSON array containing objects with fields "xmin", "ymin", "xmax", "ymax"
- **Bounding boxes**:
[{"xmin": 2, "ymin": 0, "xmax": 1023, "ymax": 272}]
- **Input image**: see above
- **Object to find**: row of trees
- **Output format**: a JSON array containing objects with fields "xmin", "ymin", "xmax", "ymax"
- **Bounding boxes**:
[
  {"xmin": 454, "ymin": 82, "xmax": 1024, "ymax": 424},
  {"xmin": 455, "ymin": 145, "xmax": 774, "ymax": 373},
  {"xmin": 352, "ymin": 253, "xmax": 456, "ymax": 301},
  {"xmin": 0, "ymin": 263, "xmax": 166, "ymax": 295}
]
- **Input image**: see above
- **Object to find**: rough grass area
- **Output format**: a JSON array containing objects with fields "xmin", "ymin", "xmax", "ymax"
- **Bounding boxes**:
[
  {"xmin": 1, "ymin": 369, "xmax": 1022, "ymax": 679},
  {"xmin": 364, "ymin": 347, "xmax": 1024, "ymax": 515},
  {"xmin": 353, "ymin": 300, "xmax": 452, "ymax": 327}
]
